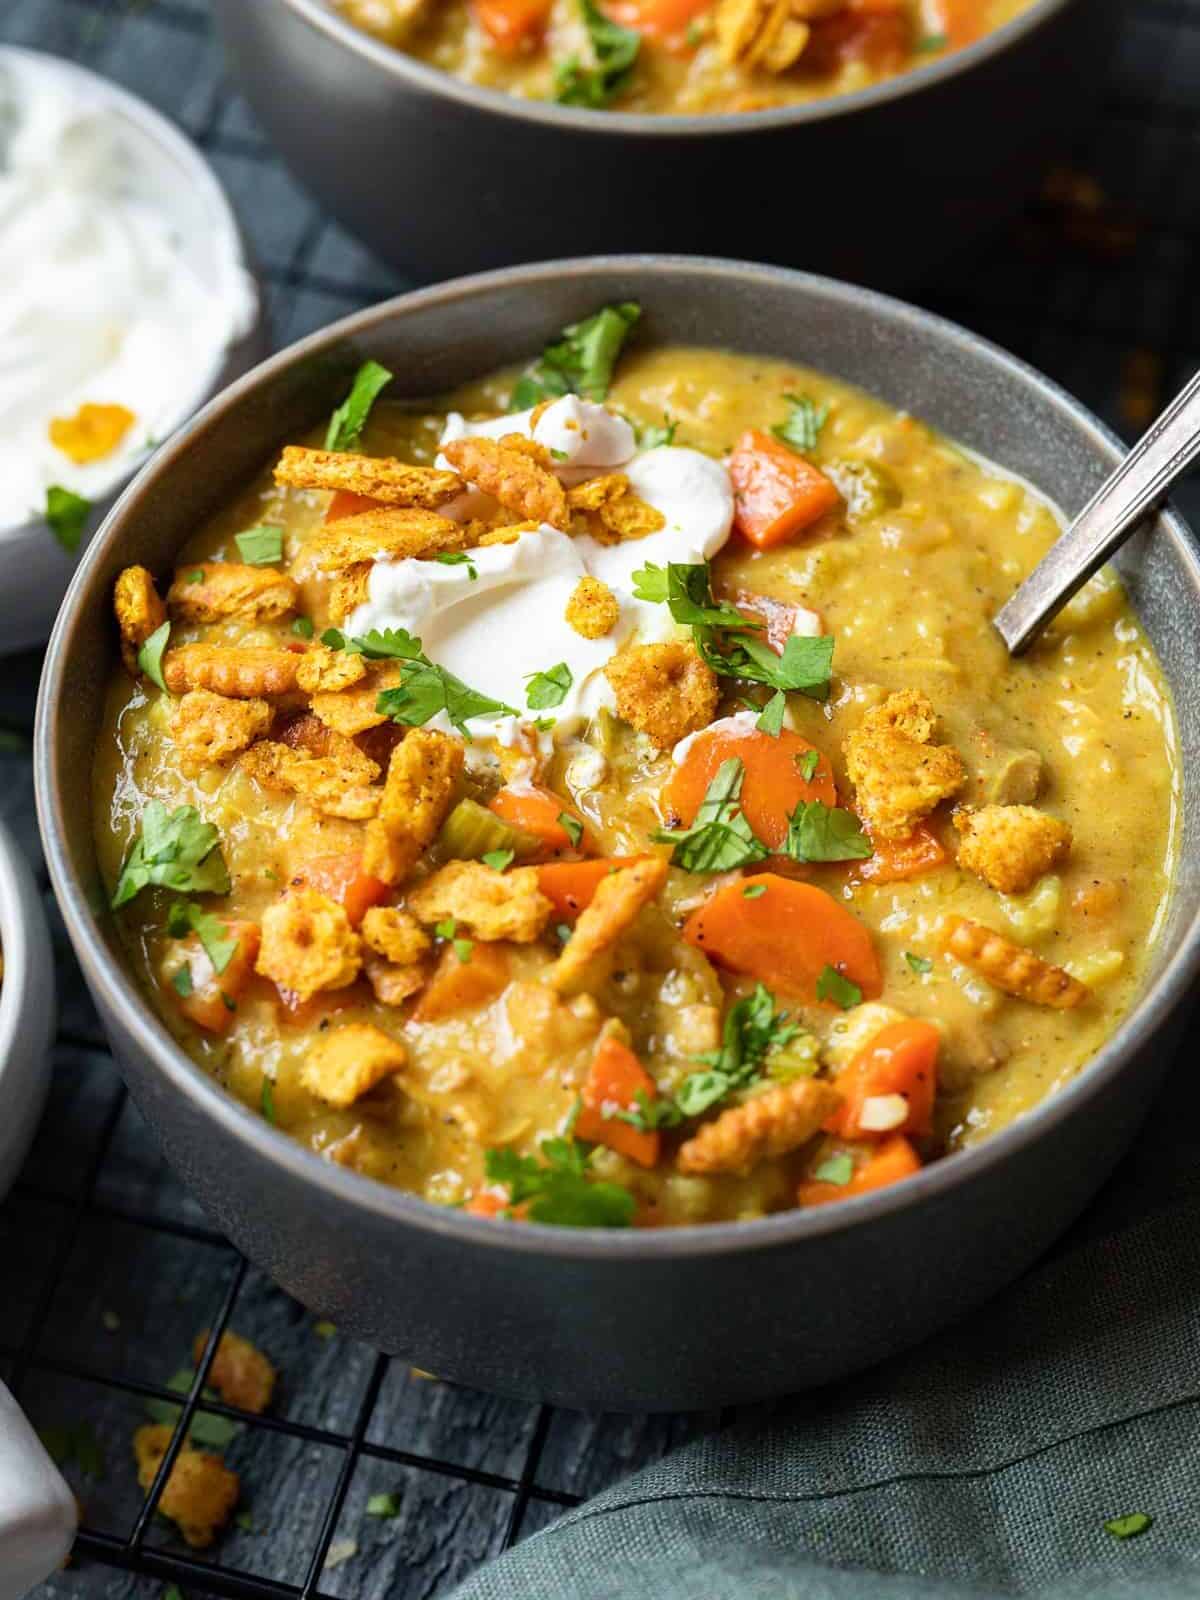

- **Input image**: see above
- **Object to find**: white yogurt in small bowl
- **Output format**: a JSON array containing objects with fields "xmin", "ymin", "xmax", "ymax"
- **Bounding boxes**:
[{"xmin": 0, "ymin": 48, "xmax": 264, "ymax": 651}]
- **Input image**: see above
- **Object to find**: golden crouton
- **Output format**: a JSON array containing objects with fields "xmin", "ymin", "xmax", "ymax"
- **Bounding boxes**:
[
  {"xmin": 240, "ymin": 740, "xmax": 380, "ymax": 821},
  {"xmin": 941, "ymin": 915, "xmax": 1089, "ymax": 1009},
  {"xmin": 309, "ymin": 663, "xmax": 400, "ymax": 737},
  {"xmin": 328, "ymin": 564, "xmax": 373, "ymax": 624},
  {"xmin": 274, "ymin": 445, "xmax": 462, "ymax": 506},
  {"xmin": 192, "ymin": 1330, "xmax": 276, "ymax": 1415},
  {"xmin": 678, "ymin": 1079, "xmax": 842, "ymax": 1176},
  {"xmin": 296, "ymin": 643, "xmax": 368, "ymax": 695},
  {"xmin": 133, "ymin": 1423, "xmax": 238, "ymax": 1550},
  {"xmin": 301, "ymin": 1021, "xmax": 407, "ymax": 1107},
  {"xmin": 361, "ymin": 905, "xmax": 431, "ymax": 965},
  {"xmin": 605, "ymin": 640, "xmax": 719, "ymax": 750},
  {"xmin": 113, "ymin": 565, "xmax": 166, "ymax": 676},
  {"xmin": 843, "ymin": 690, "xmax": 965, "ymax": 842},
  {"xmin": 256, "ymin": 888, "xmax": 363, "ymax": 1001},
  {"xmin": 955, "ymin": 805, "xmax": 1072, "ymax": 896},
  {"xmin": 361, "ymin": 729, "xmax": 464, "ymax": 885},
  {"xmin": 167, "ymin": 563, "xmax": 298, "ymax": 625},
  {"xmin": 171, "ymin": 690, "xmax": 272, "ymax": 777},
  {"xmin": 308, "ymin": 508, "xmax": 466, "ymax": 573},
  {"xmin": 407, "ymin": 860, "xmax": 552, "ymax": 943},
  {"xmin": 715, "ymin": 0, "xmax": 811, "ymax": 70},
  {"xmin": 546, "ymin": 857, "xmax": 669, "ymax": 995},
  {"xmin": 163, "ymin": 644, "xmax": 301, "ymax": 699},
  {"xmin": 567, "ymin": 473, "xmax": 630, "ymax": 512},
  {"xmin": 565, "ymin": 576, "xmax": 620, "ymax": 640},
  {"xmin": 590, "ymin": 493, "xmax": 666, "ymax": 544},
  {"xmin": 364, "ymin": 952, "xmax": 429, "ymax": 1007},
  {"xmin": 442, "ymin": 435, "xmax": 569, "ymax": 531},
  {"xmin": 474, "ymin": 522, "xmax": 540, "ymax": 548}
]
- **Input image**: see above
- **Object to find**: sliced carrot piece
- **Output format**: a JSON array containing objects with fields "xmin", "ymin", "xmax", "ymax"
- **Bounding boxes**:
[
  {"xmin": 728, "ymin": 429, "xmax": 842, "ymax": 550},
  {"xmin": 826, "ymin": 1019, "xmax": 939, "ymax": 1140},
  {"xmin": 171, "ymin": 920, "xmax": 261, "ymax": 1035},
  {"xmin": 575, "ymin": 1035, "xmax": 660, "ymax": 1169},
  {"xmin": 796, "ymin": 1135, "xmax": 921, "ymax": 1207},
  {"xmin": 662, "ymin": 727, "xmax": 834, "ymax": 853},
  {"xmin": 413, "ymin": 941, "xmax": 510, "ymax": 1023},
  {"xmin": 325, "ymin": 490, "xmax": 384, "ymax": 523},
  {"xmin": 855, "ymin": 823, "xmax": 946, "ymax": 884},
  {"xmin": 293, "ymin": 853, "xmax": 390, "ymax": 927},
  {"xmin": 472, "ymin": 0, "xmax": 553, "ymax": 51},
  {"xmin": 489, "ymin": 785, "xmax": 593, "ymax": 857},
  {"xmin": 804, "ymin": 8, "xmax": 911, "ymax": 73},
  {"xmin": 935, "ymin": 0, "xmax": 987, "ymax": 48},
  {"xmin": 537, "ymin": 858, "xmax": 646, "ymax": 920},
  {"xmin": 683, "ymin": 874, "xmax": 881, "ymax": 1003},
  {"xmin": 605, "ymin": 0, "xmax": 710, "ymax": 38}
]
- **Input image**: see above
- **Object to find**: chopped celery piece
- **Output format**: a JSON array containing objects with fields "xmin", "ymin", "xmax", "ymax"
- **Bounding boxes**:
[{"xmin": 437, "ymin": 799, "xmax": 539, "ymax": 862}]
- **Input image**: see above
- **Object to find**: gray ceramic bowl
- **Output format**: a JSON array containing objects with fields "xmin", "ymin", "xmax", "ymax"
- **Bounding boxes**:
[
  {"xmin": 212, "ymin": 0, "xmax": 1111, "ymax": 284},
  {"xmin": 35, "ymin": 258, "xmax": 1200, "ymax": 1412}
]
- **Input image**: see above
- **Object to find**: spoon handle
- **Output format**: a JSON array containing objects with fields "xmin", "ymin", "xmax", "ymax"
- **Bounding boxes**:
[{"xmin": 994, "ymin": 366, "xmax": 1200, "ymax": 654}]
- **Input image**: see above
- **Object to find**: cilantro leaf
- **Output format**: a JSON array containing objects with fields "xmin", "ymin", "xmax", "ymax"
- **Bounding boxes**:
[
  {"xmin": 743, "ymin": 882, "xmax": 767, "ymax": 899},
  {"xmin": 482, "ymin": 849, "xmax": 514, "ymax": 872},
  {"xmin": 453, "ymin": 937, "xmax": 474, "ymax": 963},
  {"xmin": 434, "ymin": 551, "xmax": 478, "ymax": 579},
  {"xmin": 484, "ymin": 1137, "xmax": 634, "ymax": 1227},
  {"xmin": 525, "ymin": 661, "xmax": 573, "ymax": 710},
  {"xmin": 674, "ymin": 983, "xmax": 800, "ymax": 1117},
  {"xmin": 112, "ymin": 802, "xmax": 230, "ymax": 908},
  {"xmin": 610, "ymin": 1088, "xmax": 683, "ymax": 1133},
  {"xmin": 558, "ymin": 812, "xmax": 584, "ymax": 849},
  {"xmin": 772, "ymin": 393, "xmax": 829, "ymax": 454},
  {"xmin": 292, "ymin": 615, "xmax": 314, "ymax": 638},
  {"xmin": 784, "ymin": 800, "xmax": 872, "ymax": 863},
  {"xmin": 797, "ymin": 749, "xmax": 820, "ymax": 781},
  {"xmin": 234, "ymin": 525, "xmax": 284, "ymax": 565},
  {"xmin": 813, "ymin": 1153, "xmax": 854, "ymax": 1186},
  {"xmin": 631, "ymin": 561, "xmax": 755, "ymax": 632},
  {"xmin": 1104, "ymin": 1513, "xmax": 1153, "ymax": 1540},
  {"xmin": 46, "ymin": 485, "xmax": 90, "ymax": 552},
  {"xmin": 510, "ymin": 301, "xmax": 640, "ymax": 409},
  {"xmin": 327, "ymin": 625, "xmax": 517, "ymax": 734},
  {"xmin": 137, "ymin": 620, "xmax": 171, "ymax": 693},
  {"xmin": 322, "ymin": 626, "xmax": 424, "ymax": 660},
  {"xmin": 325, "ymin": 359, "xmax": 393, "ymax": 452},
  {"xmin": 170, "ymin": 965, "xmax": 193, "ymax": 998},
  {"xmin": 757, "ymin": 690, "xmax": 786, "ymax": 737},
  {"xmin": 816, "ymin": 966, "xmax": 862, "ymax": 1010},
  {"xmin": 261, "ymin": 1078, "xmax": 276, "ymax": 1123},
  {"xmin": 554, "ymin": 1, "xmax": 641, "ymax": 110},
  {"xmin": 651, "ymin": 757, "xmax": 768, "ymax": 873},
  {"xmin": 187, "ymin": 569, "xmax": 205, "ymax": 585},
  {"xmin": 169, "ymin": 899, "xmax": 239, "ymax": 974},
  {"xmin": 905, "ymin": 951, "xmax": 933, "ymax": 975},
  {"xmin": 633, "ymin": 414, "xmax": 678, "ymax": 449}
]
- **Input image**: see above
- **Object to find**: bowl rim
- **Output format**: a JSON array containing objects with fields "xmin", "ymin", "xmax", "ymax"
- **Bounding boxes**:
[
  {"xmin": 0, "ymin": 811, "xmax": 57, "ymax": 1201},
  {"xmin": 272, "ymin": 0, "xmax": 1075, "ymax": 138},
  {"xmin": 36, "ymin": 253, "xmax": 1200, "ymax": 1264},
  {"xmin": 0, "ymin": 44, "xmax": 260, "ymax": 543}
]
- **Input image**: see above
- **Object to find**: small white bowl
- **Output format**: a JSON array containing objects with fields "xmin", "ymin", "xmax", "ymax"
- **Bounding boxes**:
[
  {"xmin": 0, "ymin": 47, "xmax": 268, "ymax": 655},
  {"xmin": 0, "ymin": 814, "xmax": 75, "ymax": 1595}
]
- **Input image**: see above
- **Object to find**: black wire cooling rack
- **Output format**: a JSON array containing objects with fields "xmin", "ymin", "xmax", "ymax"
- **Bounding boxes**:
[{"xmin": 2, "ymin": 1, "xmax": 1200, "ymax": 1596}]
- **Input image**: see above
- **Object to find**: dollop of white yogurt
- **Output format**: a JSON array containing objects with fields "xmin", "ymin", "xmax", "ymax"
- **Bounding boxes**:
[
  {"xmin": 0, "ymin": 55, "xmax": 256, "ymax": 531},
  {"xmin": 346, "ymin": 407, "xmax": 737, "ymax": 743}
]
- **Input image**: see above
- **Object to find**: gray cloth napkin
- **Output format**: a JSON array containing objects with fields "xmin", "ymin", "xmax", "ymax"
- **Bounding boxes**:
[{"xmin": 449, "ymin": 1045, "xmax": 1200, "ymax": 1598}]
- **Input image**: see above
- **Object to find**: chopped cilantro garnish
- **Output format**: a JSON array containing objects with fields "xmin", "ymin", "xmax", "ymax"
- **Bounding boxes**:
[
  {"xmin": 367, "ymin": 1492, "xmax": 402, "ymax": 1518},
  {"xmin": 772, "ymin": 393, "xmax": 829, "ymax": 454},
  {"xmin": 813, "ymin": 1153, "xmax": 854, "ymax": 1186},
  {"xmin": 434, "ymin": 551, "xmax": 478, "ymax": 580},
  {"xmin": 434, "ymin": 917, "xmax": 458, "ymax": 940},
  {"xmin": 453, "ymin": 937, "xmax": 474, "ymax": 964},
  {"xmin": 291, "ymin": 615, "xmax": 315, "ymax": 639},
  {"xmin": 905, "ymin": 951, "xmax": 933, "ymax": 975},
  {"xmin": 756, "ymin": 689, "xmax": 786, "ymax": 737},
  {"xmin": 797, "ymin": 749, "xmax": 820, "ymax": 781},
  {"xmin": 1104, "ymin": 1513, "xmax": 1153, "ymax": 1540},
  {"xmin": 325, "ymin": 359, "xmax": 393, "ymax": 452},
  {"xmin": 137, "ymin": 620, "xmax": 171, "ymax": 693},
  {"xmin": 652, "ymin": 758, "xmax": 768, "ymax": 874},
  {"xmin": 674, "ymin": 983, "xmax": 800, "ymax": 1117},
  {"xmin": 525, "ymin": 661, "xmax": 573, "ymax": 710},
  {"xmin": 631, "ymin": 560, "xmax": 754, "ymax": 631},
  {"xmin": 558, "ymin": 812, "xmax": 584, "ymax": 849},
  {"xmin": 816, "ymin": 966, "xmax": 862, "ymax": 1010},
  {"xmin": 483, "ymin": 1136, "xmax": 635, "ymax": 1227},
  {"xmin": 611, "ymin": 1088, "xmax": 683, "ymax": 1133},
  {"xmin": 784, "ymin": 800, "xmax": 872, "ymax": 864},
  {"xmin": 323, "ymin": 625, "xmax": 518, "ymax": 734},
  {"xmin": 170, "ymin": 960, "xmax": 194, "ymax": 1001},
  {"xmin": 187, "ymin": 569, "xmax": 205, "ymax": 585},
  {"xmin": 261, "ymin": 1078, "xmax": 276, "ymax": 1124},
  {"xmin": 45, "ymin": 485, "xmax": 90, "ymax": 552},
  {"xmin": 482, "ymin": 849, "xmax": 514, "ymax": 872},
  {"xmin": 742, "ymin": 882, "xmax": 767, "ymax": 899},
  {"xmin": 234, "ymin": 525, "xmax": 283, "ymax": 565},
  {"xmin": 554, "ymin": 0, "xmax": 641, "ymax": 110},
  {"xmin": 169, "ymin": 899, "xmax": 239, "ymax": 974},
  {"xmin": 112, "ymin": 802, "xmax": 230, "ymax": 908},
  {"xmin": 509, "ymin": 301, "xmax": 641, "ymax": 409},
  {"xmin": 916, "ymin": 31, "xmax": 947, "ymax": 51},
  {"xmin": 634, "ymin": 413, "xmax": 678, "ymax": 449}
]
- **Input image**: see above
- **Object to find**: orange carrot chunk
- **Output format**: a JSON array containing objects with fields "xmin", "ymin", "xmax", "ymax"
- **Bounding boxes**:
[
  {"xmin": 294, "ymin": 853, "xmax": 390, "ymax": 927},
  {"xmin": 575, "ymin": 1035, "xmax": 661, "ymax": 1168},
  {"xmin": 537, "ymin": 858, "xmax": 645, "ymax": 920},
  {"xmin": 663, "ymin": 727, "xmax": 834, "ymax": 852},
  {"xmin": 171, "ymin": 920, "xmax": 261, "ymax": 1035},
  {"xmin": 325, "ymin": 490, "xmax": 385, "ymax": 523},
  {"xmin": 683, "ymin": 874, "xmax": 881, "ymax": 1003},
  {"xmin": 796, "ymin": 1135, "xmax": 921, "ymax": 1207},
  {"xmin": 472, "ymin": 0, "xmax": 553, "ymax": 51},
  {"xmin": 489, "ymin": 785, "xmax": 593, "ymax": 857},
  {"xmin": 826, "ymin": 1019, "xmax": 940, "ymax": 1140},
  {"xmin": 413, "ymin": 941, "xmax": 510, "ymax": 1022},
  {"xmin": 605, "ymin": 0, "xmax": 710, "ymax": 37},
  {"xmin": 855, "ymin": 823, "xmax": 946, "ymax": 884},
  {"xmin": 728, "ymin": 429, "xmax": 842, "ymax": 550}
]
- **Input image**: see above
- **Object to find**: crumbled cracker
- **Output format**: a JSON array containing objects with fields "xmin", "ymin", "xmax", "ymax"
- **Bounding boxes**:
[
  {"xmin": 361, "ymin": 905, "xmax": 431, "ymax": 965},
  {"xmin": 361, "ymin": 729, "xmax": 464, "ymax": 885},
  {"xmin": 113, "ymin": 565, "xmax": 166, "ymax": 676},
  {"xmin": 167, "ymin": 563, "xmax": 298, "ymax": 624},
  {"xmin": 191, "ymin": 1330, "xmax": 276, "ymax": 1415},
  {"xmin": 171, "ymin": 690, "xmax": 272, "ymax": 776},
  {"xmin": 308, "ymin": 508, "xmax": 466, "ymax": 572},
  {"xmin": 565, "ymin": 575, "xmax": 619, "ymax": 639},
  {"xmin": 364, "ymin": 951, "xmax": 429, "ymax": 1007},
  {"xmin": 328, "ymin": 564, "xmax": 373, "ymax": 624},
  {"xmin": 309, "ymin": 663, "xmax": 400, "ymax": 738},
  {"xmin": 941, "ymin": 915, "xmax": 1089, "ymax": 1008},
  {"xmin": 256, "ymin": 887, "xmax": 363, "ymax": 1000},
  {"xmin": 475, "ymin": 522, "xmax": 540, "ymax": 547},
  {"xmin": 955, "ymin": 805, "xmax": 1072, "ymax": 896},
  {"xmin": 240, "ymin": 739, "xmax": 380, "ymax": 820},
  {"xmin": 605, "ymin": 640, "xmax": 719, "ymax": 749},
  {"xmin": 407, "ymin": 860, "xmax": 552, "ymax": 944},
  {"xmin": 678, "ymin": 1079, "xmax": 842, "ymax": 1175},
  {"xmin": 274, "ymin": 445, "xmax": 462, "ymax": 506},
  {"xmin": 442, "ymin": 435, "xmax": 568, "ymax": 530},
  {"xmin": 545, "ymin": 857, "xmax": 668, "ymax": 995},
  {"xmin": 844, "ymin": 690, "xmax": 965, "ymax": 842},
  {"xmin": 296, "ymin": 643, "xmax": 368, "ymax": 695},
  {"xmin": 162, "ymin": 644, "xmax": 301, "ymax": 699},
  {"xmin": 566, "ymin": 473, "xmax": 630, "ymax": 512},
  {"xmin": 302, "ymin": 1022, "xmax": 407, "ymax": 1107},
  {"xmin": 715, "ymin": 0, "xmax": 810, "ymax": 70},
  {"xmin": 133, "ymin": 1423, "xmax": 238, "ymax": 1550}
]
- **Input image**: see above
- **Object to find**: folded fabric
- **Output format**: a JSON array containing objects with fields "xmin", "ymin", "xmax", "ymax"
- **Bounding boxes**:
[{"xmin": 448, "ymin": 1049, "xmax": 1200, "ymax": 1599}]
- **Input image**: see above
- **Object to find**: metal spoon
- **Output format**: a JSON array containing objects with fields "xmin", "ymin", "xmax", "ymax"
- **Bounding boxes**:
[{"xmin": 993, "ymin": 367, "xmax": 1200, "ymax": 654}]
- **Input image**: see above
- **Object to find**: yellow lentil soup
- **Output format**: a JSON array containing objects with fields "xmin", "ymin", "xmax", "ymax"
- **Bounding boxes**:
[
  {"xmin": 334, "ymin": 0, "xmax": 1037, "ymax": 116},
  {"xmin": 95, "ymin": 305, "xmax": 1177, "ymax": 1229}
]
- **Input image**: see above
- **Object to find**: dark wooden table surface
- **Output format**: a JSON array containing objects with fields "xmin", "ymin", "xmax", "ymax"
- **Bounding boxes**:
[{"xmin": 2, "ymin": 1, "xmax": 1199, "ymax": 1596}]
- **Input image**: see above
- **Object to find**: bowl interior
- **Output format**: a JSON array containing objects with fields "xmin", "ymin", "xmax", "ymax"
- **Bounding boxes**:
[{"xmin": 37, "ymin": 257, "xmax": 1200, "ymax": 1244}]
